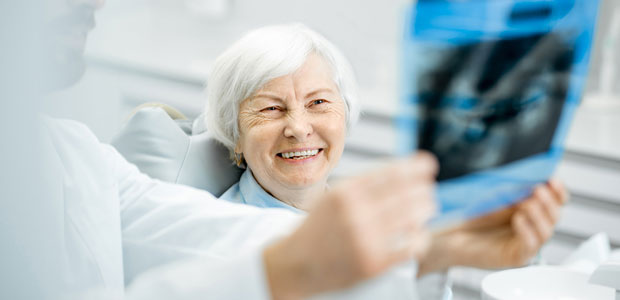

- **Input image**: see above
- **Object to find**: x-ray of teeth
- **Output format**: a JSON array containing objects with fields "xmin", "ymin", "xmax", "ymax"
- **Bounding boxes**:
[
  {"xmin": 398, "ymin": 0, "xmax": 600, "ymax": 224},
  {"xmin": 416, "ymin": 32, "xmax": 574, "ymax": 181}
]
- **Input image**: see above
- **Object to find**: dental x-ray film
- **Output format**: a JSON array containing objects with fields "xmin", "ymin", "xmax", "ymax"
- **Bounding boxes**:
[{"xmin": 397, "ymin": 0, "xmax": 600, "ymax": 225}]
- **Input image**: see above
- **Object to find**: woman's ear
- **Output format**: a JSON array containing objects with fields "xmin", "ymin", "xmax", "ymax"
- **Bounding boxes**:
[{"xmin": 233, "ymin": 143, "xmax": 246, "ymax": 168}]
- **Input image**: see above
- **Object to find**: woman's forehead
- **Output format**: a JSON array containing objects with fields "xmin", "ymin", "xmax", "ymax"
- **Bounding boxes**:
[
  {"xmin": 292, "ymin": 53, "xmax": 335, "ymax": 82},
  {"xmin": 256, "ymin": 55, "xmax": 338, "ymax": 97}
]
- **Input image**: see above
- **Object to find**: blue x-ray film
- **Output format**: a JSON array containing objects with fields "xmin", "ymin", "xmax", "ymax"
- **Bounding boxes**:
[{"xmin": 396, "ymin": 0, "xmax": 600, "ymax": 226}]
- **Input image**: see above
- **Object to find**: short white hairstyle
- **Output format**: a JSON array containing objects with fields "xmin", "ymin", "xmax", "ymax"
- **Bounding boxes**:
[{"xmin": 205, "ymin": 23, "xmax": 360, "ymax": 156}]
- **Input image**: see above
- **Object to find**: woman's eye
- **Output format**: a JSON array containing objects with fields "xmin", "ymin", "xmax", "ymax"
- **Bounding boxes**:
[
  {"xmin": 262, "ymin": 106, "xmax": 280, "ymax": 112},
  {"xmin": 312, "ymin": 99, "xmax": 326, "ymax": 105}
]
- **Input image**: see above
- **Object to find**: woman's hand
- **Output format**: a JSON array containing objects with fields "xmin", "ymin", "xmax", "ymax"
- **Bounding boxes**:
[
  {"xmin": 418, "ymin": 178, "xmax": 568, "ymax": 276},
  {"xmin": 264, "ymin": 152, "xmax": 438, "ymax": 300}
]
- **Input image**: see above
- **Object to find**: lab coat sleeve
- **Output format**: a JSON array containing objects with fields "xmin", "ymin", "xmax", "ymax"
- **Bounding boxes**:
[
  {"xmin": 125, "ymin": 251, "xmax": 271, "ymax": 300},
  {"xmin": 101, "ymin": 144, "xmax": 302, "ymax": 299}
]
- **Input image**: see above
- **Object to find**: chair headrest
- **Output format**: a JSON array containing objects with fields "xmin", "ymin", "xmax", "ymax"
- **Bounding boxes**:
[{"xmin": 111, "ymin": 104, "xmax": 243, "ymax": 197}]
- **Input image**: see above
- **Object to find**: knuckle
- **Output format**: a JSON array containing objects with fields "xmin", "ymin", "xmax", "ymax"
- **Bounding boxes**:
[
  {"xmin": 542, "ymin": 187, "xmax": 555, "ymax": 202},
  {"xmin": 349, "ymin": 245, "xmax": 379, "ymax": 279},
  {"xmin": 539, "ymin": 190, "xmax": 552, "ymax": 204},
  {"xmin": 415, "ymin": 151, "xmax": 439, "ymax": 174}
]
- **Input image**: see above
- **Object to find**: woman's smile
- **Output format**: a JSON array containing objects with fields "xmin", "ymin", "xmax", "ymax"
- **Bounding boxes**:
[{"xmin": 277, "ymin": 148, "xmax": 323, "ymax": 161}]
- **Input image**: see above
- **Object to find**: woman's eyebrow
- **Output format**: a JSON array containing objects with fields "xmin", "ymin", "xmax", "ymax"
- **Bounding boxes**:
[
  {"xmin": 251, "ymin": 92, "xmax": 284, "ymax": 102},
  {"xmin": 305, "ymin": 88, "xmax": 335, "ymax": 99}
]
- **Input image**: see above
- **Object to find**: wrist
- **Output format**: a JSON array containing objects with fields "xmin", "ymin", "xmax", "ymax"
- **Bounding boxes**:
[{"xmin": 417, "ymin": 231, "xmax": 459, "ymax": 277}]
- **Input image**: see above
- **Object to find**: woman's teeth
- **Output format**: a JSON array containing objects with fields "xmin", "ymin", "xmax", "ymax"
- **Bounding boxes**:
[{"xmin": 281, "ymin": 149, "xmax": 320, "ymax": 159}]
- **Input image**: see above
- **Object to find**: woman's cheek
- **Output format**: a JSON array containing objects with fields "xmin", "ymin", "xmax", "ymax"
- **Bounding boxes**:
[
  {"xmin": 239, "ymin": 111, "xmax": 272, "ymax": 131},
  {"xmin": 324, "ymin": 107, "xmax": 347, "ymax": 132}
]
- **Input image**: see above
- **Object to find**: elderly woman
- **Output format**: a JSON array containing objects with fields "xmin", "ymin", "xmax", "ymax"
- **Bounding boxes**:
[
  {"xmin": 205, "ymin": 23, "xmax": 568, "ymax": 283},
  {"xmin": 207, "ymin": 24, "xmax": 358, "ymax": 212}
]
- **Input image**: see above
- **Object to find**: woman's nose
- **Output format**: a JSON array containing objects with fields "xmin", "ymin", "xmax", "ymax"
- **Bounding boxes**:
[{"xmin": 283, "ymin": 111, "xmax": 314, "ymax": 141}]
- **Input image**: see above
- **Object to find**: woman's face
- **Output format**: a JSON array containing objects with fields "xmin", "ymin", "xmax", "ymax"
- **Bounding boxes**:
[{"xmin": 237, "ymin": 54, "xmax": 347, "ymax": 192}]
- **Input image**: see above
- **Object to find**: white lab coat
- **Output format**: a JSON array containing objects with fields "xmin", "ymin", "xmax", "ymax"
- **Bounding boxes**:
[
  {"xmin": 43, "ymin": 117, "xmax": 302, "ymax": 299},
  {"xmin": 9, "ymin": 117, "xmax": 421, "ymax": 300}
]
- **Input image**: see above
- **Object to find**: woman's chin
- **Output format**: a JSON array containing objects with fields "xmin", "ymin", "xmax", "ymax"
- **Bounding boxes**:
[{"xmin": 278, "ymin": 175, "xmax": 326, "ymax": 190}]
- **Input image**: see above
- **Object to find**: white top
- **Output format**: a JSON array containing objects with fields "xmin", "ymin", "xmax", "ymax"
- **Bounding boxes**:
[
  {"xmin": 220, "ymin": 169, "xmax": 305, "ymax": 214},
  {"xmin": 42, "ymin": 117, "xmax": 302, "ymax": 299}
]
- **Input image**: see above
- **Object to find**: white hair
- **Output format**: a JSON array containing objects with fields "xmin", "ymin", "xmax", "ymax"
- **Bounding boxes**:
[{"xmin": 205, "ymin": 23, "xmax": 360, "ymax": 156}]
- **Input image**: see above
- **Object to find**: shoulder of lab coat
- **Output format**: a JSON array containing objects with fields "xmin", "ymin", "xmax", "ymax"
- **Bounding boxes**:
[{"xmin": 44, "ymin": 117, "xmax": 303, "ymax": 300}]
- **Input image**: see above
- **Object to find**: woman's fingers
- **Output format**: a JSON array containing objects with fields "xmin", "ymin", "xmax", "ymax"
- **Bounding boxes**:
[
  {"xmin": 522, "ymin": 180, "xmax": 568, "ymax": 243},
  {"xmin": 519, "ymin": 196, "xmax": 554, "ymax": 245},
  {"xmin": 533, "ymin": 185, "xmax": 560, "ymax": 224},
  {"xmin": 548, "ymin": 178, "xmax": 569, "ymax": 205},
  {"xmin": 507, "ymin": 180, "xmax": 568, "ymax": 266},
  {"xmin": 512, "ymin": 212, "xmax": 539, "ymax": 261}
]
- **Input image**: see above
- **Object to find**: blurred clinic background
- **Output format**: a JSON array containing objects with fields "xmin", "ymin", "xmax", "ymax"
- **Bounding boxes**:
[{"xmin": 46, "ymin": 0, "xmax": 620, "ymax": 298}]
